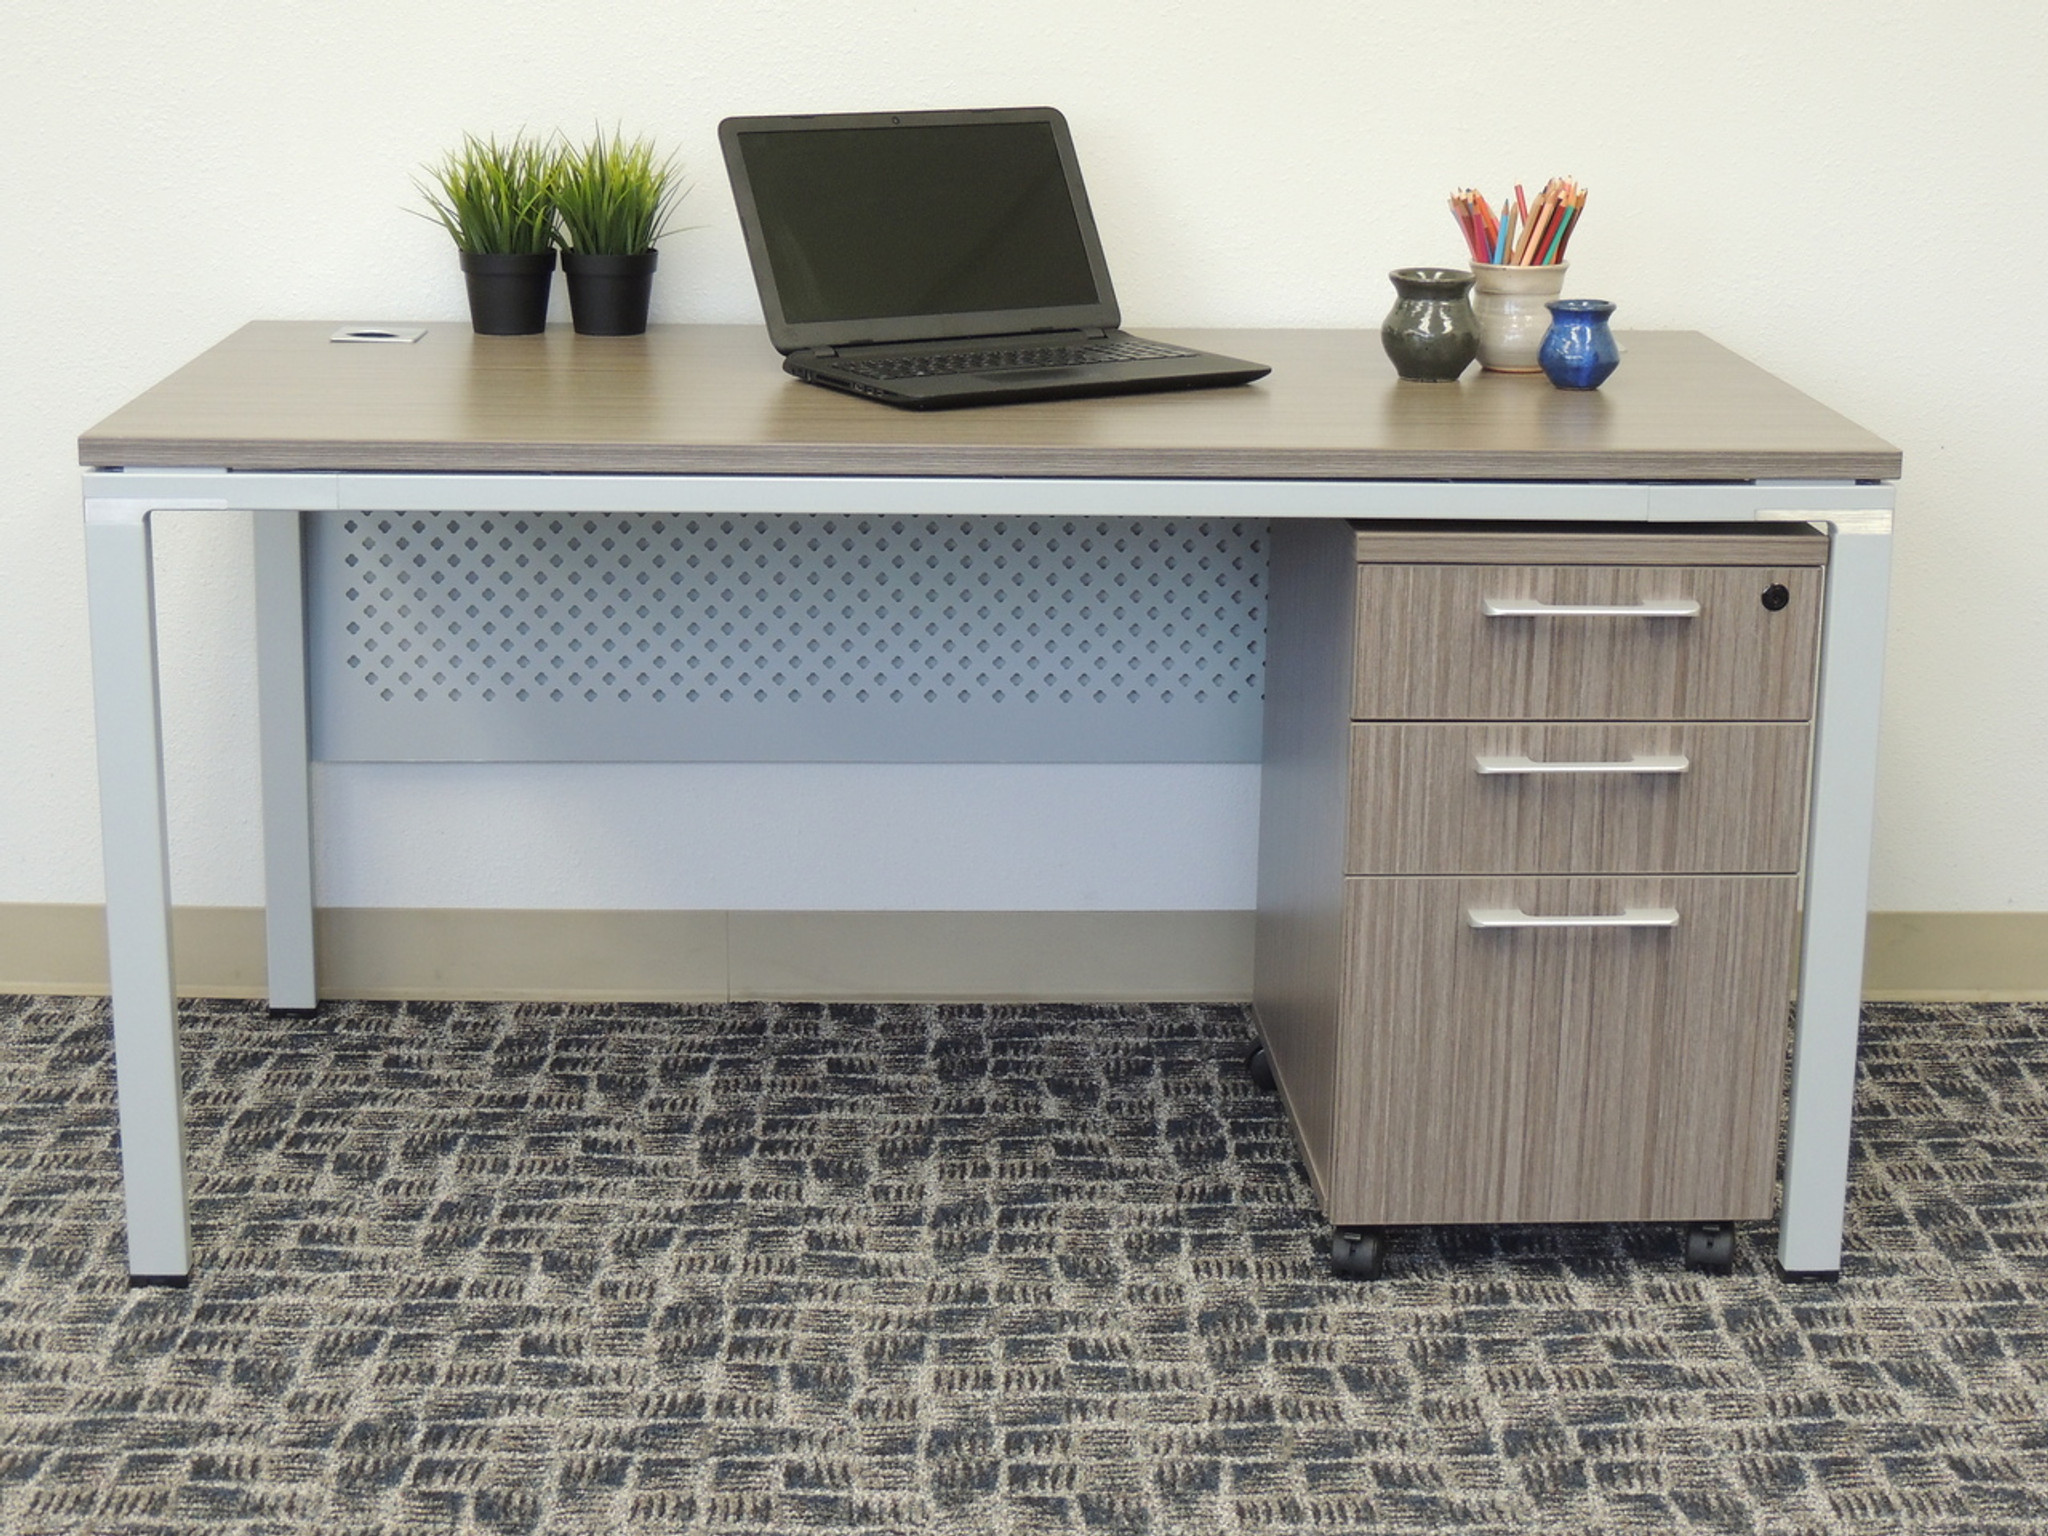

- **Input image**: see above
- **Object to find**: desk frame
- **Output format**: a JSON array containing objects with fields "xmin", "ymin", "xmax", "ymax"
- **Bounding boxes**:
[{"xmin": 83, "ymin": 468, "xmax": 1892, "ymax": 1283}]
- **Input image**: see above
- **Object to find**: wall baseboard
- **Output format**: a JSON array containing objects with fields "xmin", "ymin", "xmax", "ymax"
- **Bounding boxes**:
[
  {"xmin": 5, "ymin": 905, "xmax": 2042, "ymax": 1004},
  {"xmin": 0, "ymin": 905, "xmax": 1254, "ymax": 1003},
  {"xmin": 1858, "ymin": 911, "xmax": 2048, "ymax": 1001}
]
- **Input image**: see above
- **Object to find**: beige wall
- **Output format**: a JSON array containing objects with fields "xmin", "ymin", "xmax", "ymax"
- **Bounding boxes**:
[{"xmin": 4, "ymin": 3, "xmax": 2044, "ymax": 930}]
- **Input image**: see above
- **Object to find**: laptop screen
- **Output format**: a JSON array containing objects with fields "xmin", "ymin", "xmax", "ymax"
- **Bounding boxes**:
[{"xmin": 721, "ymin": 109, "xmax": 1123, "ymax": 352}]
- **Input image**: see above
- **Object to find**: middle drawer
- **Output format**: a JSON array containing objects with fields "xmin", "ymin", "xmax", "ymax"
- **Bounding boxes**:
[{"xmin": 1347, "ymin": 722, "xmax": 1811, "ymax": 875}]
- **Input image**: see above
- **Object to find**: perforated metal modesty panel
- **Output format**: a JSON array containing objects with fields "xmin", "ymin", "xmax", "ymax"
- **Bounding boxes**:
[{"xmin": 305, "ymin": 513, "xmax": 1266, "ymax": 762}]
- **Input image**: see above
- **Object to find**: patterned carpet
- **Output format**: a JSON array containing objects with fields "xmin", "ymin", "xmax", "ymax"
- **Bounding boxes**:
[{"xmin": 0, "ymin": 996, "xmax": 2043, "ymax": 1535}]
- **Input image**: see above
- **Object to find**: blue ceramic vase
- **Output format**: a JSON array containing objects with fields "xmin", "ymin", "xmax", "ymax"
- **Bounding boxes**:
[{"xmin": 1538, "ymin": 299, "xmax": 1621, "ymax": 389}]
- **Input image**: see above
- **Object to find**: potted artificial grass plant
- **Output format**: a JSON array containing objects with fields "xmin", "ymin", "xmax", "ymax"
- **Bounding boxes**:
[
  {"xmin": 552, "ymin": 127, "xmax": 689, "ymax": 336},
  {"xmin": 416, "ymin": 132, "xmax": 558, "ymax": 335}
]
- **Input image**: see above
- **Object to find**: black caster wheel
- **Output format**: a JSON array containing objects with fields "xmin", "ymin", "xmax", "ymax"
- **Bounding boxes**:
[
  {"xmin": 1244, "ymin": 1042, "xmax": 1276, "ymax": 1091},
  {"xmin": 1683, "ymin": 1222, "xmax": 1736, "ymax": 1274},
  {"xmin": 1330, "ymin": 1227, "xmax": 1387, "ymax": 1280}
]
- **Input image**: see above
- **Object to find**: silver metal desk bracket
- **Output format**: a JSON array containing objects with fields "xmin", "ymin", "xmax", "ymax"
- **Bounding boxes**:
[
  {"xmin": 79, "ymin": 464, "xmax": 1897, "ymax": 1282},
  {"xmin": 1761, "ymin": 504, "xmax": 1894, "ymax": 1277},
  {"xmin": 73, "ymin": 470, "xmax": 1888, "ymax": 521},
  {"xmin": 83, "ymin": 490, "xmax": 320, "ymax": 1279},
  {"xmin": 83, "ymin": 495, "xmax": 204, "ymax": 1280},
  {"xmin": 252, "ymin": 509, "xmax": 315, "ymax": 1011}
]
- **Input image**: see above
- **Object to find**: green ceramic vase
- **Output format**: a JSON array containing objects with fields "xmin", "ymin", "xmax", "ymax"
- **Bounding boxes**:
[{"xmin": 1380, "ymin": 267, "xmax": 1478, "ymax": 382}]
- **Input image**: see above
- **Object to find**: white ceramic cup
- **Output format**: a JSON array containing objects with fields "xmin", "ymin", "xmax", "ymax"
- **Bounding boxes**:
[{"xmin": 1471, "ymin": 261, "xmax": 1569, "ymax": 373}]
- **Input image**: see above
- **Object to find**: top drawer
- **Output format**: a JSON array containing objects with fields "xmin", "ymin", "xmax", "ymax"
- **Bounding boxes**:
[{"xmin": 1352, "ymin": 562, "xmax": 1824, "ymax": 720}]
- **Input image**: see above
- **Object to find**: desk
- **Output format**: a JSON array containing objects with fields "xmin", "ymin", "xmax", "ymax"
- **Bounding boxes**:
[{"xmin": 79, "ymin": 324, "xmax": 1900, "ymax": 1283}]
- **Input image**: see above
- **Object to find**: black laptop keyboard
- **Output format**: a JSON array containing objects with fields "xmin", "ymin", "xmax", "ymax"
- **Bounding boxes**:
[{"xmin": 834, "ymin": 337, "xmax": 1199, "ymax": 381}]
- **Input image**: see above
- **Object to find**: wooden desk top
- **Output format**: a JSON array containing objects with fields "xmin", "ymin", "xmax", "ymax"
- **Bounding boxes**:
[{"xmin": 80, "ymin": 323, "xmax": 1901, "ymax": 482}]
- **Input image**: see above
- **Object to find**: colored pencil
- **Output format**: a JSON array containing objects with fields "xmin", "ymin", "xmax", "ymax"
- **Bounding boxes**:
[
  {"xmin": 1448, "ymin": 193, "xmax": 1482, "ymax": 261},
  {"xmin": 1554, "ymin": 189, "xmax": 1587, "ymax": 259},
  {"xmin": 1474, "ymin": 191, "xmax": 1499, "ymax": 251},
  {"xmin": 1522, "ymin": 184, "xmax": 1562, "ymax": 265},
  {"xmin": 1452, "ymin": 176, "xmax": 1585, "ymax": 266},
  {"xmin": 1539, "ymin": 204, "xmax": 1573, "ymax": 266}
]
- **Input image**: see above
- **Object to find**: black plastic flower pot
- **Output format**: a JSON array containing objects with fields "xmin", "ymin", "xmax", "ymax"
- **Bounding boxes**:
[
  {"xmin": 563, "ymin": 249, "xmax": 658, "ymax": 336},
  {"xmin": 459, "ymin": 250, "xmax": 556, "ymax": 335}
]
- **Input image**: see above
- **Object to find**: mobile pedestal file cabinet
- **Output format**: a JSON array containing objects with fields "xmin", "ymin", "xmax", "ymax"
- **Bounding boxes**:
[{"xmin": 1252, "ymin": 520, "xmax": 1828, "ymax": 1278}]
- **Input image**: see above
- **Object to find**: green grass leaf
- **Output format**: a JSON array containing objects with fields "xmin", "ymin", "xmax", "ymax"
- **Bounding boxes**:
[
  {"xmin": 551, "ymin": 126, "xmax": 690, "ymax": 256},
  {"xmin": 412, "ymin": 132, "xmax": 558, "ymax": 255}
]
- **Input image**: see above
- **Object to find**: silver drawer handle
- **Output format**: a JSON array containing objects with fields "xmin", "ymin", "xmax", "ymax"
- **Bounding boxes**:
[
  {"xmin": 1467, "ymin": 906, "xmax": 1681, "ymax": 930},
  {"xmin": 1481, "ymin": 597, "xmax": 1701, "ymax": 619},
  {"xmin": 1474, "ymin": 753, "xmax": 1690, "ymax": 776}
]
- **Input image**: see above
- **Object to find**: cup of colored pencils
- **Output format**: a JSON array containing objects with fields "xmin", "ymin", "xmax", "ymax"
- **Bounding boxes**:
[{"xmin": 1450, "ymin": 178, "xmax": 1588, "ymax": 371}]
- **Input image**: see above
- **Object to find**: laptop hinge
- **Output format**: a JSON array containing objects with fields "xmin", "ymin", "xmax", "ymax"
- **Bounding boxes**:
[
  {"xmin": 811, "ymin": 346, "xmax": 838, "ymax": 358},
  {"xmin": 1083, "ymin": 327, "xmax": 1110, "ymax": 339}
]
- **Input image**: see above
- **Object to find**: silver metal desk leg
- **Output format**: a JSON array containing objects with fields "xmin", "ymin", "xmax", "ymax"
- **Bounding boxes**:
[
  {"xmin": 1780, "ymin": 508, "xmax": 1893, "ymax": 1277},
  {"xmin": 83, "ymin": 497, "xmax": 191, "ymax": 1282},
  {"xmin": 253, "ymin": 509, "xmax": 316, "ymax": 1009}
]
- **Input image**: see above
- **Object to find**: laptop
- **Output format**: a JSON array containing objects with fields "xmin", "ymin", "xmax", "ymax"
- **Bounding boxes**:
[{"xmin": 718, "ymin": 107, "xmax": 1271, "ymax": 408}]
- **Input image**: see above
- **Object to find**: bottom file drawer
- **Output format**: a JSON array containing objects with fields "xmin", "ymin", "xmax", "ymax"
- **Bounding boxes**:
[{"xmin": 1328, "ymin": 875, "xmax": 1797, "ymax": 1227}]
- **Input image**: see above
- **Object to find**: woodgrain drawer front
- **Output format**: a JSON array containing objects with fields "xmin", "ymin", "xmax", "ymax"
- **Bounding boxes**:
[
  {"xmin": 1332, "ymin": 875, "xmax": 1797, "ymax": 1227},
  {"xmin": 1346, "ymin": 722, "xmax": 1811, "ymax": 874},
  {"xmin": 1351, "ymin": 564, "xmax": 1824, "ymax": 720}
]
